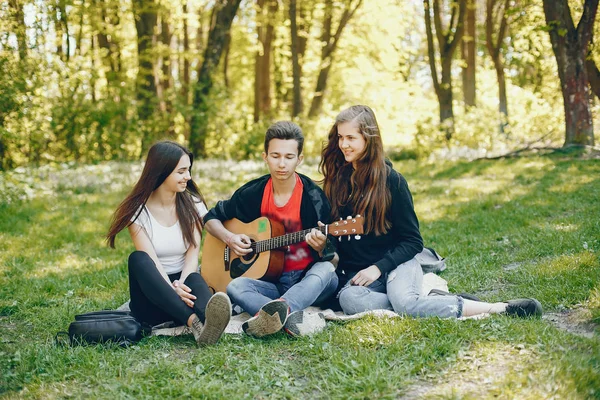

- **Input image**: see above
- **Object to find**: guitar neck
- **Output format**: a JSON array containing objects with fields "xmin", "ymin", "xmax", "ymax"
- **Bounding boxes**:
[{"xmin": 254, "ymin": 226, "xmax": 327, "ymax": 253}]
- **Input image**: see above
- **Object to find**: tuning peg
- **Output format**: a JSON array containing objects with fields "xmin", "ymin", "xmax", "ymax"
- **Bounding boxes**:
[
  {"xmin": 354, "ymin": 235, "xmax": 361, "ymax": 240},
  {"xmin": 347, "ymin": 216, "xmax": 352, "ymax": 219},
  {"xmin": 347, "ymin": 236, "xmax": 350, "ymax": 241},
  {"xmin": 338, "ymin": 236, "xmax": 342, "ymax": 242},
  {"xmin": 356, "ymin": 214, "xmax": 361, "ymax": 217}
]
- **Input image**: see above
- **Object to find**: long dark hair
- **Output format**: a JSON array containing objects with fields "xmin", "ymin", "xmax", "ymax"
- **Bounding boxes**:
[
  {"xmin": 106, "ymin": 141, "xmax": 206, "ymax": 248},
  {"xmin": 319, "ymin": 105, "xmax": 391, "ymax": 235}
]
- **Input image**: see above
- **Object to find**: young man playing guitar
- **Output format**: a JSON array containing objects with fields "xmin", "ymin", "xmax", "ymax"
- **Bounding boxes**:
[{"xmin": 204, "ymin": 121, "xmax": 338, "ymax": 337}]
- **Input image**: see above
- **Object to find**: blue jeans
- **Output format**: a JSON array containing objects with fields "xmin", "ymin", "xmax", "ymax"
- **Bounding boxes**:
[
  {"xmin": 226, "ymin": 261, "xmax": 339, "ymax": 316},
  {"xmin": 338, "ymin": 257, "xmax": 463, "ymax": 318}
]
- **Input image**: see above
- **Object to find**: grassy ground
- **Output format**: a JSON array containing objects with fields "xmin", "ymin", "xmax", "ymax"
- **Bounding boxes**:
[{"xmin": 1, "ymin": 152, "xmax": 599, "ymax": 399}]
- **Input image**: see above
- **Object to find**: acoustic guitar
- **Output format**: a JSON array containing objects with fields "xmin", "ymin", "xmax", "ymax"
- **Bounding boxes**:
[{"xmin": 201, "ymin": 216, "xmax": 364, "ymax": 293}]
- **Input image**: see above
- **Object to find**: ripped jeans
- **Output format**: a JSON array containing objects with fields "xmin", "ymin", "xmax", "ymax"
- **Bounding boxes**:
[
  {"xmin": 227, "ymin": 261, "xmax": 339, "ymax": 316},
  {"xmin": 338, "ymin": 257, "xmax": 463, "ymax": 318}
]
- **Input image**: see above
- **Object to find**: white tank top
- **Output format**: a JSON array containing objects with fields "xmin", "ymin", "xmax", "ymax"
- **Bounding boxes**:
[{"xmin": 131, "ymin": 201, "xmax": 207, "ymax": 275}]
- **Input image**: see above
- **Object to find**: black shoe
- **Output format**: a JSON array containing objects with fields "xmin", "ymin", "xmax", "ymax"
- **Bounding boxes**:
[
  {"xmin": 428, "ymin": 288, "xmax": 482, "ymax": 302},
  {"xmin": 505, "ymin": 298, "xmax": 543, "ymax": 318}
]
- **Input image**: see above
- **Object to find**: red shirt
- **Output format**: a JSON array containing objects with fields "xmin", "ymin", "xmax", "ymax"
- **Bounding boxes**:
[{"xmin": 261, "ymin": 174, "xmax": 314, "ymax": 272}]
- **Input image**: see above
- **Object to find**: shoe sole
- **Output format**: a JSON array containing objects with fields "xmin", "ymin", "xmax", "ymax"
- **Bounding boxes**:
[
  {"xmin": 242, "ymin": 300, "xmax": 289, "ymax": 338},
  {"xmin": 284, "ymin": 311, "xmax": 326, "ymax": 337},
  {"xmin": 197, "ymin": 292, "xmax": 232, "ymax": 346},
  {"xmin": 283, "ymin": 311, "xmax": 304, "ymax": 337}
]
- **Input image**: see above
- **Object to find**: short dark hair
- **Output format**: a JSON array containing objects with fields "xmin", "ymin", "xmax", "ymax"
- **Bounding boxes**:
[{"xmin": 264, "ymin": 121, "xmax": 304, "ymax": 154}]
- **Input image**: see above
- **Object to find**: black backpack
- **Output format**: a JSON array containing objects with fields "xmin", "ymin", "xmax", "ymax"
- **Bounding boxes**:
[{"xmin": 57, "ymin": 310, "xmax": 151, "ymax": 347}]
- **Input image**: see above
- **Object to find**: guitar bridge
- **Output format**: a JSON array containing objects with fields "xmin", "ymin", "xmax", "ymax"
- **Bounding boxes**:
[{"xmin": 224, "ymin": 247, "xmax": 230, "ymax": 271}]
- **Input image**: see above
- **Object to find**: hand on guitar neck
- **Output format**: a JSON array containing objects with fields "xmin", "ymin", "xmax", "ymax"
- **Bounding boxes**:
[{"xmin": 305, "ymin": 221, "xmax": 327, "ymax": 256}]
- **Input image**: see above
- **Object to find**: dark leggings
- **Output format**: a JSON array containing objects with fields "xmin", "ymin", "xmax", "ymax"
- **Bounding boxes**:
[{"xmin": 128, "ymin": 251, "xmax": 213, "ymax": 326}]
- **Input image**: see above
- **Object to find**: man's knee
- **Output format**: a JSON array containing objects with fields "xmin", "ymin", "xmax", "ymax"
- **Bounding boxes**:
[
  {"xmin": 226, "ymin": 278, "xmax": 242, "ymax": 298},
  {"xmin": 226, "ymin": 277, "xmax": 253, "ymax": 297},
  {"xmin": 306, "ymin": 261, "xmax": 336, "ymax": 282},
  {"xmin": 338, "ymin": 286, "xmax": 370, "ymax": 315}
]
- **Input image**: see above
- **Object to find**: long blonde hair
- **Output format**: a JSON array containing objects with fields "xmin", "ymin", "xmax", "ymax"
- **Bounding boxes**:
[{"xmin": 319, "ymin": 105, "xmax": 391, "ymax": 235}]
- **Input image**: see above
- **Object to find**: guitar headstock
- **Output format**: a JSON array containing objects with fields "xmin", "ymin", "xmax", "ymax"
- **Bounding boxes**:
[{"xmin": 328, "ymin": 215, "xmax": 364, "ymax": 238}]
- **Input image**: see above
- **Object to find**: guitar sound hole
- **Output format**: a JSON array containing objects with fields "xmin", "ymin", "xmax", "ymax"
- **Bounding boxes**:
[{"xmin": 230, "ymin": 239, "xmax": 257, "ymax": 279}]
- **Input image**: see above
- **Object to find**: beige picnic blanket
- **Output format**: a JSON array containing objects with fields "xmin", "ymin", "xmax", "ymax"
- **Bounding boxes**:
[{"xmin": 119, "ymin": 273, "xmax": 479, "ymax": 337}]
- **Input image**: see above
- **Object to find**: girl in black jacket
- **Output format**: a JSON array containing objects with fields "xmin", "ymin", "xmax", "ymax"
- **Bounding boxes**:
[{"xmin": 320, "ymin": 105, "xmax": 542, "ymax": 319}]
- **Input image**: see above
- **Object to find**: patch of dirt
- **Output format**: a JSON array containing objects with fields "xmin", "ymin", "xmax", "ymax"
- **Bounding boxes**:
[
  {"xmin": 400, "ymin": 307, "xmax": 598, "ymax": 399},
  {"xmin": 502, "ymin": 262, "xmax": 522, "ymax": 271},
  {"xmin": 544, "ymin": 306, "xmax": 598, "ymax": 339},
  {"xmin": 399, "ymin": 344, "xmax": 540, "ymax": 399}
]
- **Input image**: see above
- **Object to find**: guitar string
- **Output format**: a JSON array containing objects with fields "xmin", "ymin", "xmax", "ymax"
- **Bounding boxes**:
[{"xmin": 249, "ymin": 220, "xmax": 361, "ymax": 253}]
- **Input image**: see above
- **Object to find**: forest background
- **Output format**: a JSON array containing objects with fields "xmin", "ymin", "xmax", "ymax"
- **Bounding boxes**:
[
  {"xmin": 0, "ymin": 0, "xmax": 598, "ymax": 169},
  {"xmin": 2, "ymin": 1, "xmax": 600, "ymax": 397}
]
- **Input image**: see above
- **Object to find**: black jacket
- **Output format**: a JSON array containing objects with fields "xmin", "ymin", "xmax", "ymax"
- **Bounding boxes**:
[
  {"xmin": 204, "ymin": 173, "xmax": 335, "ymax": 263},
  {"xmin": 336, "ymin": 164, "xmax": 423, "ymax": 274}
]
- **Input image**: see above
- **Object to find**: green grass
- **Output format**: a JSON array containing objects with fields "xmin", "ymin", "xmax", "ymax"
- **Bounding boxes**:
[{"xmin": 1, "ymin": 155, "xmax": 599, "ymax": 399}]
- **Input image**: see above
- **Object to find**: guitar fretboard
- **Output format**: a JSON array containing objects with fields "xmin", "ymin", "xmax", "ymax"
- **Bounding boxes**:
[{"xmin": 252, "ymin": 226, "xmax": 327, "ymax": 253}]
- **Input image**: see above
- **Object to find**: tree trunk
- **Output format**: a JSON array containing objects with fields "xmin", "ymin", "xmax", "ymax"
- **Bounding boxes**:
[
  {"xmin": 56, "ymin": 0, "xmax": 70, "ymax": 62},
  {"xmin": 91, "ymin": 35, "xmax": 98, "ymax": 102},
  {"xmin": 159, "ymin": 13, "xmax": 173, "ymax": 113},
  {"xmin": 254, "ymin": 0, "xmax": 265, "ymax": 123},
  {"xmin": 9, "ymin": 0, "xmax": 27, "ymax": 60},
  {"xmin": 260, "ymin": 0, "xmax": 276, "ymax": 117},
  {"xmin": 189, "ymin": 0, "xmax": 242, "ymax": 157},
  {"xmin": 54, "ymin": 2, "xmax": 64, "ymax": 60},
  {"xmin": 308, "ymin": 0, "xmax": 363, "ymax": 118},
  {"xmin": 96, "ymin": 0, "xmax": 117, "ymax": 88},
  {"xmin": 182, "ymin": 2, "xmax": 191, "ymax": 101},
  {"xmin": 543, "ymin": 0, "xmax": 597, "ymax": 146},
  {"xmin": 586, "ymin": 27, "xmax": 600, "ymax": 100},
  {"xmin": 461, "ymin": 0, "xmax": 476, "ymax": 107},
  {"xmin": 486, "ymin": 0, "xmax": 510, "ymax": 127},
  {"xmin": 132, "ymin": 0, "xmax": 159, "ymax": 152},
  {"xmin": 223, "ymin": 31, "xmax": 231, "ymax": 89},
  {"xmin": 254, "ymin": 0, "xmax": 277, "ymax": 122},
  {"xmin": 290, "ymin": 0, "xmax": 302, "ymax": 118},
  {"xmin": 587, "ymin": 58, "xmax": 600, "ymax": 100},
  {"xmin": 423, "ymin": 0, "xmax": 467, "ymax": 140}
]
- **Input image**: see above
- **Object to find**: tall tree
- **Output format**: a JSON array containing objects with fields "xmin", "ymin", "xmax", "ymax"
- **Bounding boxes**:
[
  {"xmin": 308, "ymin": 0, "xmax": 363, "ymax": 118},
  {"xmin": 486, "ymin": 0, "xmax": 510, "ymax": 121},
  {"xmin": 94, "ymin": 0, "xmax": 122, "ymax": 94},
  {"xmin": 189, "ymin": 0, "xmax": 242, "ymax": 157},
  {"xmin": 586, "ymin": 28, "xmax": 600, "ymax": 99},
  {"xmin": 254, "ymin": 0, "xmax": 278, "ymax": 122},
  {"xmin": 158, "ymin": 10, "xmax": 173, "ymax": 113},
  {"xmin": 54, "ymin": 0, "xmax": 71, "ymax": 62},
  {"xmin": 424, "ymin": 0, "xmax": 467, "ymax": 139},
  {"xmin": 132, "ymin": 0, "xmax": 159, "ymax": 151},
  {"xmin": 181, "ymin": 1, "xmax": 191, "ymax": 100},
  {"xmin": 588, "ymin": 58, "xmax": 600, "ymax": 99},
  {"xmin": 8, "ymin": 0, "xmax": 27, "ymax": 60},
  {"xmin": 290, "ymin": 0, "xmax": 302, "ymax": 118},
  {"xmin": 543, "ymin": 0, "xmax": 598, "ymax": 146},
  {"xmin": 461, "ymin": 0, "xmax": 476, "ymax": 107}
]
